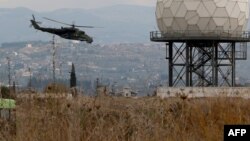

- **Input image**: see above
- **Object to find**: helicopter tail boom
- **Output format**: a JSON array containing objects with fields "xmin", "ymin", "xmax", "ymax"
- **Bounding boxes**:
[{"xmin": 30, "ymin": 20, "xmax": 41, "ymax": 29}]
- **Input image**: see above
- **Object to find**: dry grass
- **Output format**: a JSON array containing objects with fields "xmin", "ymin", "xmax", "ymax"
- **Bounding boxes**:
[{"xmin": 1, "ymin": 95, "xmax": 250, "ymax": 141}]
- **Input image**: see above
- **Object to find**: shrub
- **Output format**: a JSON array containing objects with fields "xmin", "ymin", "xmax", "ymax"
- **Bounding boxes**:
[
  {"xmin": 1, "ymin": 86, "xmax": 10, "ymax": 98},
  {"xmin": 44, "ymin": 83, "xmax": 69, "ymax": 94}
]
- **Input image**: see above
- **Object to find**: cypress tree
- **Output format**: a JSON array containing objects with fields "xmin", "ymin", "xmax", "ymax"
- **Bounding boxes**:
[{"xmin": 70, "ymin": 63, "xmax": 76, "ymax": 88}]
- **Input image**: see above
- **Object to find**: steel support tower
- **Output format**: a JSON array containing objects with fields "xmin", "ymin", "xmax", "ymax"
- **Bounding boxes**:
[{"xmin": 150, "ymin": 31, "xmax": 250, "ymax": 87}]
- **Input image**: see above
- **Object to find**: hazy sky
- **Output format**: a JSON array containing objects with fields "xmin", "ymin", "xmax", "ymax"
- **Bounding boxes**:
[{"xmin": 0, "ymin": 0, "xmax": 156, "ymax": 11}]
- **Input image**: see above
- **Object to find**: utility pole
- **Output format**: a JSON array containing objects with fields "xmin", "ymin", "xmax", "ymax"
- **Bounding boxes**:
[
  {"xmin": 7, "ymin": 57, "xmax": 11, "ymax": 88},
  {"xmin": 52, "ymin": 35, "xmax": 56, "ymax": 84},
  {"xmin": 13, "ymin": 81, "xmax": 16, "ymax": 94},
  {"xmin": 28, "ymin": 67, "xmax": 32, "ymax": 88},
  {"xmin": 96, "ymin": 78, "xmax": 100, "ymax": 89}
]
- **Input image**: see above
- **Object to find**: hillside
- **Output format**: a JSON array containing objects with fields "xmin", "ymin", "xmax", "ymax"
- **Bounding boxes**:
[{"xmin": 0, "ymin": 5, "xmax": 156, "ymax": 44}]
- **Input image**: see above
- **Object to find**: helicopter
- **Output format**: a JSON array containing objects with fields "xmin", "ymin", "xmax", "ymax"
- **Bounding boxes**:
[{"xmin": 30, "ymin": 15, "xmax": 95, "ymax": 43}]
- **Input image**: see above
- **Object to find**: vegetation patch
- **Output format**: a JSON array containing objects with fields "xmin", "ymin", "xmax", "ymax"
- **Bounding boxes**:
[{"xmin": 1, "ymin": 96, "xmax": 250, "ymax": 141}]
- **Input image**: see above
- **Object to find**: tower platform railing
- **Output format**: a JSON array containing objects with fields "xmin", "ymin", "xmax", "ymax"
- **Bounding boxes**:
[{"xmin": 150, "ymin": 30, "xmax": 250, "ymax": 42}]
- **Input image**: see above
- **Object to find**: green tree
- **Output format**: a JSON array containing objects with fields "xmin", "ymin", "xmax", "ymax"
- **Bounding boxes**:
[
  {"xmin": 1, "ymin": 86, "xmax": 10, "ymax": 98},
  {"xmin": 70, "ymin": 63, "xmax": 77, "ymax": 88}
]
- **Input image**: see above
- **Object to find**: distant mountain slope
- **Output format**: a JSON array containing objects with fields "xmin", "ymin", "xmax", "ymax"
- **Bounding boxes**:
[{"xmin": 0, "ymin": 5, "xmax": 156, "ymax": 44}]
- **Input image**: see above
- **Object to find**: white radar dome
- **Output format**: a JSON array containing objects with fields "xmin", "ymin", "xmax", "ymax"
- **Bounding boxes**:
[{"xmin": 156, "ymin": 0, "xmax": 249, "ymax": 37}]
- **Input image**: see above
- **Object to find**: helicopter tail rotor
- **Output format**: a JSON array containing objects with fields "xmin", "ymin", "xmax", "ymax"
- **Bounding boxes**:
[
  {"xmin": 30, "ymin": 14, "xmax": 42, "ymax": 29},
  {"xmin": 32, "ymin": 14, "xmax": 36, "ymax": 20},
  {"xmin": 31, "ymin": 14, "xmax": 42, "ymax": 24}
]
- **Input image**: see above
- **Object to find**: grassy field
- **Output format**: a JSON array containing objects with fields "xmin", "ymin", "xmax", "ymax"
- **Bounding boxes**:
[{"xmin": 1, "ymin": 94, "xmax": 250, "ymax": 141}]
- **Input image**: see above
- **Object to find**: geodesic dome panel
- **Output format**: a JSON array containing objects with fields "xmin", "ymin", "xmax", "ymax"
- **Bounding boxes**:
[{"xmin": 156, "ymin": 0, "xmax": 249, "ymax": 37}]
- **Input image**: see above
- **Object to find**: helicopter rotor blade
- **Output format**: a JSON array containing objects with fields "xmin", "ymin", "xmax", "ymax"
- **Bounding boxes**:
[
  {"xmin": 74, "ymin": 25, "xmax": 95, "ymax": 28},
  {"xmin": 43, "ymin": 17, "xmax": 72, "ymax": 26},
  {"xmin": 75, "ymin": 25, "xmax": 104, "ymax": 28},
  {"xmin": 43, "ymin": 17, "xmax": 101, "ymax": 28}
]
